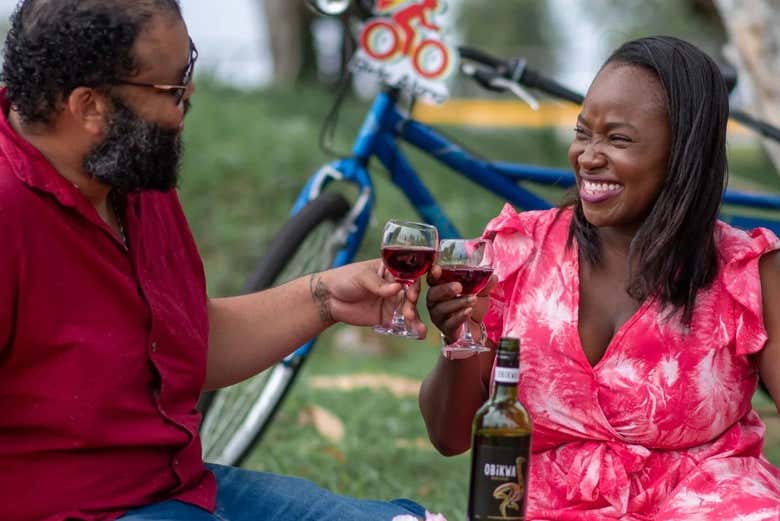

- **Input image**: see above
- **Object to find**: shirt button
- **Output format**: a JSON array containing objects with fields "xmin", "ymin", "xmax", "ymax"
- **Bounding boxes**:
[
  {"xmin": 151, "ymin": 341, "xmax": 158, "ymax": 352},
  {"xmin": 173, "ymin": 458, "xmax": 179, "ymax": 465}
]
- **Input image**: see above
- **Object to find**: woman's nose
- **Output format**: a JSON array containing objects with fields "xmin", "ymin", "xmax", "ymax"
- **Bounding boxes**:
[{"xmin": 578, "ymin": 141, "xmax": 606, "ymax": 169}]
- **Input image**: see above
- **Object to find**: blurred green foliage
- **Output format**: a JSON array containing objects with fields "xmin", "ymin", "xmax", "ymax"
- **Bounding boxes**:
[
  {"xmin": 572, "ymin": 0, "xmax": 727, "ymax": 56},
  {"xmin": 454, "ymin": 0, "xmax": 728, "ymax": 98}
]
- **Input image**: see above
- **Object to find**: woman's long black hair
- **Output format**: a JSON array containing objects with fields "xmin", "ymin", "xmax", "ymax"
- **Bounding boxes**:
[{"xmin": 568, "ymin": 36, "xmax": 730, "ymax": 323}]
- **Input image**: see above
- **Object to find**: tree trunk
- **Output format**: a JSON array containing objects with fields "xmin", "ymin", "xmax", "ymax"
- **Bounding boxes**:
[
  {"xmin": 713, "ymin": 0, "xmax": 780, "ymax": 171},
  {"xmin": 261, "ymin": 0, "xmax": 306, "ymax": 83}
]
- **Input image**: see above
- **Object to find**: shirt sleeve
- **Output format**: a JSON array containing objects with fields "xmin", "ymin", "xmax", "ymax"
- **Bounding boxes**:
[
  {"xmin": 483, "ymin": 273, "xmax": 510, "ymax": 346},
  {"xmin": 481, "ymin": 203, "xmax": 538, "ymax": 344},
  {"xmin": 721, "ymin": 226, "xmax": 780, "ymax": 356}
]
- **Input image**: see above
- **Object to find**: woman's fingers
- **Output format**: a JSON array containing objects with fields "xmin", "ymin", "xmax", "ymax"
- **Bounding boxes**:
[
  {"xmin": 426, "ymin": 264, "xmax": 442, "ymax": 286},
  {"xmin": 429, "ymin": 290, "xmax": 475, "ymax": 336},
  {"xmin": 477, "ymin": 274, "xmax": 498, "ymax": 297},
  {"xmin": 430, "ymin": 293, "xmax": 474, "ymax": 317},
  {"xmin": 426, "ymin": 281, "xmax": 463, "ymax": 306},
  {"xmin": 438, "ymin": 305, "xmax": 472, "ymax": 334}
]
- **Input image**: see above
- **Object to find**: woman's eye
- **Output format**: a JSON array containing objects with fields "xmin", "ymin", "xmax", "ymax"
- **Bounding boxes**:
[
  {"xmin": 573, "ymin": 127, "xmax": 588, "ymax": 138},
  {"xmin": 610, "ymin": 134, "xmax": 632, "ymax": 142}
]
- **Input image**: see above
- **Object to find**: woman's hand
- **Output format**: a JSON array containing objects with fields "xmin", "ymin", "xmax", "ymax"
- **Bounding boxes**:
[
  {"xmin": 426, "ymin": 265, "xmax": 497, "ymax": 343},
  {"xmin": 317, "ymin": 259, "xmax": 427, "ymax": 338}
]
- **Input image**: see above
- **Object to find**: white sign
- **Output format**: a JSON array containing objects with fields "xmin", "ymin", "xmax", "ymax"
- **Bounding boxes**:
[{"xmin": 350, "ymin": 0, "xmax": 458, "ymax": 104}]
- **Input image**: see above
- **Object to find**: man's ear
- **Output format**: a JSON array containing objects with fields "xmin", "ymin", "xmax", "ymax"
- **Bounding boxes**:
[{"xmin": 65, "ymin": 87, "xmax": 111, "ymax": 136}]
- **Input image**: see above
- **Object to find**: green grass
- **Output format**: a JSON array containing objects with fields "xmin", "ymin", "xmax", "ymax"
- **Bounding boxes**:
[
  {"xmin": 245, "ymin": 327, "xmax": 470, "ymax": 518},
  {"xmin": 180, "ymin": 80, "xmax": 780, "ymax": 518}
]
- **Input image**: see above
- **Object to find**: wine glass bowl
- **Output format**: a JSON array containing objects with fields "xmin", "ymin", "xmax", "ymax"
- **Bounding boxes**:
[
  {"xmin": 382, "ymin": 245, "xmax": 437, "ymax": 284},
  {"xmin": 374, "ymin": 220, "xmax": 438, "ymax": 338},
  {"xmin": 437, "ymin": 238, "xmax": 494, "ymax": 354}
]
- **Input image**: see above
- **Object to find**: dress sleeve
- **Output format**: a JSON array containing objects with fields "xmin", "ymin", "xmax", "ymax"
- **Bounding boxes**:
[
  {"xmin": 721, "ymin": 226, "xmax": 780, "ymax": 356},
  {"xmin": 481, "ymin": 203, "xmax": 538, "ymax": 345}
]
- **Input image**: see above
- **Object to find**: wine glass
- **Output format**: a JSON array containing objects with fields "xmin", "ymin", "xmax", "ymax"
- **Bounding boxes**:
[
  {"xmin": 436, "ymin": 238, "xmax": 494, "ymax": 354},
  {"xmin": 373, "ymin": 220, "xmax": 438, "ymax": 339}
]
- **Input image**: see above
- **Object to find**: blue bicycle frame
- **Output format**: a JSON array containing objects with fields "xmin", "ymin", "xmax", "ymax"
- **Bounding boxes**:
[{"xmin": 283, "ymin": 88, "xmax": 780, "ymax": 362}]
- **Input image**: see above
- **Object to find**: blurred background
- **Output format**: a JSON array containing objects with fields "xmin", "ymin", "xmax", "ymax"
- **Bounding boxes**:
[{"xmin": 3, "ymin": 1, "xmax": 779, "ymax": 518}]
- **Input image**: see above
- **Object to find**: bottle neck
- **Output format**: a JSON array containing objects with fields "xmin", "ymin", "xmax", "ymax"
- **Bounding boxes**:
[
  {"xmin": 493, "ymin": 363, "xmax": 519, "ymax": 401},
  {"xmin": 493, "ymin": 380, "xmax": 518, "ymax": 401}
]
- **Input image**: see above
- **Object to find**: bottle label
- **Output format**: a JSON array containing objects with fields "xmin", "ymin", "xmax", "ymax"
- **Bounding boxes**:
[
  {"xmin": 494, "ymin": 367, "xmax": 519, "ymax": 384},
  {"xmin": 469, "ymin": 436, "xmax": 530, "ymax": 520}
]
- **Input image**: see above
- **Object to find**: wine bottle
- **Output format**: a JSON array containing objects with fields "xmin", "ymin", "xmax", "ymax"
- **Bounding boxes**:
[{"xmin": 467, "ymin": 337, "xmax": 532, "ymax": 520}]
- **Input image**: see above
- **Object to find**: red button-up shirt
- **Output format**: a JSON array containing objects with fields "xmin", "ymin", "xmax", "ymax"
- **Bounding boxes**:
[{"xmin": 0, "ymin": 91, "xmax": 216, "ymax": 521}]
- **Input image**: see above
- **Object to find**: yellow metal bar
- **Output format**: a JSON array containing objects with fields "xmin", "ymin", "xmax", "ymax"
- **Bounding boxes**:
[{"xmin": 412, "ymin": 99, "xmax": 750, "ymax": 135}]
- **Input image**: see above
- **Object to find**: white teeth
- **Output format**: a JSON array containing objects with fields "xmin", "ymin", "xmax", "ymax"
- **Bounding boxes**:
[{"xmin": 582, "ymin": 180, "xmax": 621, "ymax": 194}]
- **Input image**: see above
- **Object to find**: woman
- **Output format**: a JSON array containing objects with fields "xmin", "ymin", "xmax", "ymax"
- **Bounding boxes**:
[{"xmin": 421, "ymin": 36, "xmax": 780, "ymax": 520}]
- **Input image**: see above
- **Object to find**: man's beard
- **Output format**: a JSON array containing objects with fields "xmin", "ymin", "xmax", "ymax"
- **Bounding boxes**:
[{"xmin": 83, "ymin": 97, "xmax": 183, "ymax": 193}]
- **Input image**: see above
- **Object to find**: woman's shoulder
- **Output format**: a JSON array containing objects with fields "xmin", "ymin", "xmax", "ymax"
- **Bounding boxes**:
[
  {"xmin": 483, "ymin": 204, "xmax": 572, "ymax": 242},
  {"xmin": 481, "ymin": 205, "xmax": 572, "ymax": 283},
  {"xmin": 714, "ymin": 220, "xmax": 780, "ymax": 265},
  {"xmin": 712, "ymin": 221, "xmax": 780, "ymax": 356}
]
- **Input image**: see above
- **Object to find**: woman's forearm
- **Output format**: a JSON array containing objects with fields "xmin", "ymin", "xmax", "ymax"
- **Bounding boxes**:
[{"xmin": 419, "ymin": 354, "xmax": 489, "ymax": 456}]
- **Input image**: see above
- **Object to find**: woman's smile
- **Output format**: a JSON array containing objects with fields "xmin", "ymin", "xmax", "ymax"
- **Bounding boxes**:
[{"xmin": 579, "ymin": 179, "xmax": 624, "ymax": 204}]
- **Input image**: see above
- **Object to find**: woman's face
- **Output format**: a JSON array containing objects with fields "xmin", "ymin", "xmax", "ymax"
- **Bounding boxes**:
[{"xmin": 568, "ymin": 63, "xmax": 671, "ymax": 234}]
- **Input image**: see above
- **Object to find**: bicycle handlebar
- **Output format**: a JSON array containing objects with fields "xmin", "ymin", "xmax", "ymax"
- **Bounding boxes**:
[
  {"xmin": 519, "ymin": 67, "xmax": 583, "ymax": 104},
  {"xmin": 458, "ymin": 46, "xmax": 582, "ymax": 104},
  {"xmin": 457, "ymin": 45, "xmax": 780, "ymax": 144},
  {"xmin": 731, "ymin": 109, "xmax": 780, "ymax": 142},
  {"xmin": 458, "ymin": 46, "xmax": 506, "ymax": 70}
]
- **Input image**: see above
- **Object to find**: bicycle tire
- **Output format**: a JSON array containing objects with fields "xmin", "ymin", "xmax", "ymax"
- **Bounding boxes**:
[{"xmin": 199, "ymin": 191, "xmax": 352, "ymax": 466}]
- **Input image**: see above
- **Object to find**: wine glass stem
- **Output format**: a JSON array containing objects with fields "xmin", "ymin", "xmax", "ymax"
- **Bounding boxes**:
[
  {"xmin": 391, "ymin": 283, "xmax": 409, "ymax": 329},
  {"xmin": 461, "ymin": 315, "xmax": 475, "ymax": 343}
]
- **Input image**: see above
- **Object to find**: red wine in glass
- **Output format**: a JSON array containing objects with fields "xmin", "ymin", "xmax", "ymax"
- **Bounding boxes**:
[
  {"xmin": 436, "ymin": 238, "xmax": 494, "ymax": 354},
  {"xmin": 438, "ymin": 266, "xmax": 494, "ymax": 296},
  {"xmin": 374, "ymin": 220, "xmax": 439, "ymax": 339},
  {"xmin": 381, "ymin": 245, "xmax": 437, "ymax": 283}
]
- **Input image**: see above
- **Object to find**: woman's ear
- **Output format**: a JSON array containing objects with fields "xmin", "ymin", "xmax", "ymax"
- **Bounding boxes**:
[{"xmin": 66, "ymin": 87, "xmax": 111, "ymax": 137}]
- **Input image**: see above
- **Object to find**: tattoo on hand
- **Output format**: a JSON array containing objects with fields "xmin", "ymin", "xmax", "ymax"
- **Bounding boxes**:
[{"xmin": 310, "ymin": 274, "xmax": 334, "ymax": 323}]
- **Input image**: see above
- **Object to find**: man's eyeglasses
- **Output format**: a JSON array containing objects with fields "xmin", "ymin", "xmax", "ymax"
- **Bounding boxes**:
[{"xmin": 110, "ymin": 40, "xmax": 198, "ymax": 105}]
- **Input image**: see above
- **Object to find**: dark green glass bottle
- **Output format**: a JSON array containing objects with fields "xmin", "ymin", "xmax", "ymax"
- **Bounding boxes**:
[{"xmin": 467, "ymin": 337, "xmax": 532, "ymax": 521}]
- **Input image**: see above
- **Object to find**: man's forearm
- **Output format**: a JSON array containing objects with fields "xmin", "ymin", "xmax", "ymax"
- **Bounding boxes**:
[{"xmin": 204, "ymin": 273, "xmax": 331, "ymax": 390}]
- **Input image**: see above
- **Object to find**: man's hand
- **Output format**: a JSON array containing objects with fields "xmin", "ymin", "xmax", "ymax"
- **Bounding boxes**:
[{"xmin": 313, "ymin": 259, "xmax": 427, "ymax": 338}]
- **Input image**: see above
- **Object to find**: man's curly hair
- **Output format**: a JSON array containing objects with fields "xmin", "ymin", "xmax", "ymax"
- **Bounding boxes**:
[{"xmin": 2, "ymin": 0, "xmax": 182, "ymax": 125}]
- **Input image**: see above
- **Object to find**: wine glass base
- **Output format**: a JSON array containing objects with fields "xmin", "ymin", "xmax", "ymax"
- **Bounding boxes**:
[
  {"xmin": 372, "ymin": 324, "xmax": 420, "ymax": 339},
  {"xmin": 441, "ymin": 342, "xmax": 491, "ymax": 356}
]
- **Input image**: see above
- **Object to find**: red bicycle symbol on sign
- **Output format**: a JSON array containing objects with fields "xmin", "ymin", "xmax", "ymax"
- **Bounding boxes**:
[{"xmin": 359, "ymin": 0, "xmax": 451, "ymax": 80}]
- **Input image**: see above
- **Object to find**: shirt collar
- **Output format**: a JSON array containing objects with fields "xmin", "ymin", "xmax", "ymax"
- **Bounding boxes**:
[{"xmin": 0, "ymin": 88, "xmax": 96, "ymax": 211}]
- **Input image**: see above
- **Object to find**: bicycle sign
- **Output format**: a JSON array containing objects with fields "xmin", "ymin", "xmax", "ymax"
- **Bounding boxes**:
[{"xmin": 351, "ymin": 0, "xmax": 457, "ymax": 103}]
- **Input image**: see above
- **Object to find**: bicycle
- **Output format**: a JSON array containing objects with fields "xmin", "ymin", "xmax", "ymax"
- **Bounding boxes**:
[{"xmin": 199, "ymin": 11, "xmax": 780, "ymax": 467}]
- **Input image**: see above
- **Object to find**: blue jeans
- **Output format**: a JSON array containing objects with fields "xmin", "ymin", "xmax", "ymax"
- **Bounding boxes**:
[{"xmin": 118, "ymin": 464, "xmax": 427, "ymax": 520}]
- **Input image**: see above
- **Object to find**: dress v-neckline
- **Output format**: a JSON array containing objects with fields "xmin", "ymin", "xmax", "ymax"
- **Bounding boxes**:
[{"xmin": 570, "ymin": 245, "xmax": 652, "ymax": 371}]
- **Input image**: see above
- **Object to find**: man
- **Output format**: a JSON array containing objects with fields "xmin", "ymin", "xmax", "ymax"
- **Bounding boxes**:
[{"xmin": 0, "ymin": 1, "xmax": 427, "ymax": 520}]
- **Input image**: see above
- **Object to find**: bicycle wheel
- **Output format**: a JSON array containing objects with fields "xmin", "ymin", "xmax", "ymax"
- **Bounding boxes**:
[
  {"xmin": 200, "ymin": 191, "xmax": 352, "ymax": 466},
  {"xmin": 413, "ymin": 39, "xmax": 450, "ymax": 79},
  {"xmin": 360, "ymin": 19, "xmax": 401, "ymax": 61}
]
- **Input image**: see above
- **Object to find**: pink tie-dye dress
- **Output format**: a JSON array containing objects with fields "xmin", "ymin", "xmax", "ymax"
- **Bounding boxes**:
[{"xmin": 482, "ymin": 204, "xmax": 780, "ymax": 520}]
